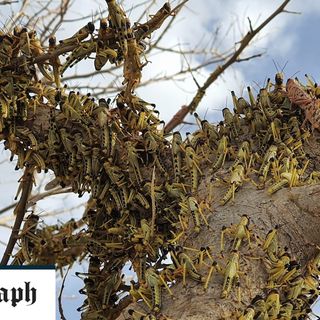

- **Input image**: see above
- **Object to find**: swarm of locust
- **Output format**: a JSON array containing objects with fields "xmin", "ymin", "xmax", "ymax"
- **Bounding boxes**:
[{"xmin": 2, "ymin": 1, "xmax": 320, "ymax": 319}]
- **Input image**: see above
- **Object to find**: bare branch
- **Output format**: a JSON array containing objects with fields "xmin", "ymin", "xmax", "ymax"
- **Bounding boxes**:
[
  {"xmin": 58, "ymin": 266, "xmax": 70, "ymax": 320},
  {"xmin": 0, "ymin": 0, "xmax": 18, "ymax": 4},
  {"xmin": 26, "ymin": 187, "xmax": 73, "ymax": 209},
  {"xmin": 0, "ymin": 167, "xmax": 34, "ymax": 265}
]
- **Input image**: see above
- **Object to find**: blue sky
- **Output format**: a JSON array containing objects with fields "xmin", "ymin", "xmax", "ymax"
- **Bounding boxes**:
[{"xmin": 1, "ymin": 0, "xmax": 320, "ymax": 319}]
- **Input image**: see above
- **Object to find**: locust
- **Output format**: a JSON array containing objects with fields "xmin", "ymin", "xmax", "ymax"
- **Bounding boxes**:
[
  {"xmin": 58, "ymin": 22, "xmax": 95, "ymax": 47},
  {"xmin": 134, "ymin": 2, "xmax": 171, "ymax": 41},
  {"xmin": 221, "ymin": 250, "xmax": 240, "ymax": 300},
  {"xmin": 61, "ymin": 41, "xmax": 96, "ymax": 75},
  {"xmin": 220, "ymin": 164, "xmax": 246, "ymax": 205},
  {"xmin": 106, "ymin": 0, "xmax": 130, "ymax": 56},
  {"xmin": 172, "ymin": 131, "xmax": 183, "ymax": 182},
  {"xmin": 123, "ymin": 35, "xmax": 144, "ymax": 96},
  {"xmin": 48, "ymin": 36, "xmax": 62, "ymax": 87},
  {"xmin": 144, "ymin": 267, "xmax": 162, "ymax": 313},
  {"xmin": 184, "ymin": 145, "xmax": 202, "ymax": 193},
  {"xmin": 221, "ymin": 215, "xmax": 251, "ymax": 251},
  {"xmin": 212, "ymin": 135, "xmax": 229, "ymax": 172}
]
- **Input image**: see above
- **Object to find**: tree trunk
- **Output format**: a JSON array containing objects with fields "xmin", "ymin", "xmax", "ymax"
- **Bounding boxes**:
[{"xmin": 118, "ymin": 148, "xmax": 320, "ymax": 319}]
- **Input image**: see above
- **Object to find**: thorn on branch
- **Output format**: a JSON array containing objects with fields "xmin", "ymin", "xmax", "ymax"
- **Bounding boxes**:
[{"xmin": 247, "ymin": 17, "xmax": 253, "ymax": 33}]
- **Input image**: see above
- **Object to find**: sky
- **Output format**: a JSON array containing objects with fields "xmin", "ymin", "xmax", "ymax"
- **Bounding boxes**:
[{"xmin": 1, "ymin": 0, "xmax": 320, "ymax": 319}]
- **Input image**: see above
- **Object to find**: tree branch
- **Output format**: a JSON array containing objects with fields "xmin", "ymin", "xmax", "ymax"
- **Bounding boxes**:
[{"xmin": 0, "ymin": 167, "xmax": 34, "ymax": 265}]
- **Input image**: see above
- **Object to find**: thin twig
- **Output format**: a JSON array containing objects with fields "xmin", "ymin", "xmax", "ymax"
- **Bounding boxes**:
[
  {"xmin": 58, "ymin": 266, "xmax": 70, "ymax": 320},
  {"xmin": 0, "ymin": 0, "xmax": 18, "ymax": 5},
  {"xmin": 236, "ymin": 52, "xmax": 264, "ymax": 62},
  {"xmin": 26, "ymin": 187, "xmax": 72, "ymax": 209},
  {"xmin": 0, "ymin": 187, "xmax": 72, "ymax": 216},
  {"xmin": 0, "ymin": 203, "xmax": 16, "ymax": 216}
]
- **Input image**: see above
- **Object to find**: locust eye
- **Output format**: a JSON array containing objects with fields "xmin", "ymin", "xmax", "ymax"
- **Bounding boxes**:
[{"xmin": 87, "ymin": 22, "xmax": 95, "ymax": 33}]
